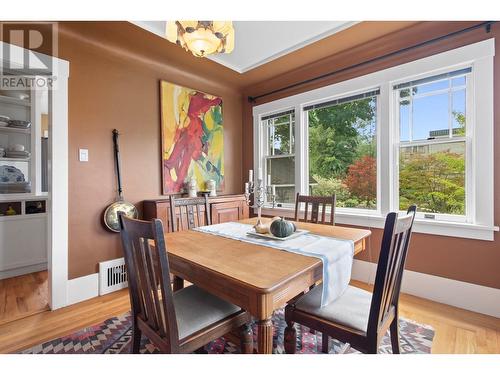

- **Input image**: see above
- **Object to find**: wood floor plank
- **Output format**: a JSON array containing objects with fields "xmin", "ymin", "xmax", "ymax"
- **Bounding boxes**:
[
  {"xmin": 0, "ymin": 279, "xmax": 498, "ymax": 354},
  {"xmin": 0, "ymin": 271, "xmax": 49, "ymax": 326}
]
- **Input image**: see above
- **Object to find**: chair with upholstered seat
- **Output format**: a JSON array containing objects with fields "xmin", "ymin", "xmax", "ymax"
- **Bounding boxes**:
[
  {"xmin": 118, "ymin": 213, "xmax": 253, "ymax": 354},
  {"xmin": 284, "ymin": 205, "xmax": 417, "ymax": 354},
  {"xmin": 294, "ymin": 193, "xmax": 336, "ymax": 225}
]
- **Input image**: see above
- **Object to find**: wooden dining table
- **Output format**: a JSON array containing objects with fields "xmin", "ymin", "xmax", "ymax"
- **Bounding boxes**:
[{"xmin": 164, "ymin": 218, "xmax": 371, "ymax": 354}]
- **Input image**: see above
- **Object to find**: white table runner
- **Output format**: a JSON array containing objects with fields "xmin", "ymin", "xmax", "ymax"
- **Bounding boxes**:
[{"xmin": 194, "ymin": 222, "xmax": 354, "ymax": 307}]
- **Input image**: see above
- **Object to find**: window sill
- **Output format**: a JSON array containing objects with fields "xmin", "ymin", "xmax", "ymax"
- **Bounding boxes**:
[{"xmin": 260, "ymin": 206, "xmax": 499, "ymax": 241}]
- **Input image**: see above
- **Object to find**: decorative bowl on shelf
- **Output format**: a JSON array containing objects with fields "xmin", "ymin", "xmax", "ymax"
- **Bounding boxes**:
[
  {"xmin": 0, "ymin": 165, "xmax": 26, "ymax": 183},
  {"xmin": 5, "ymin": 150, "xmax": 30, "ymax": 159},
  {"xmin": 0, "ymin": 90, "xmax": 30, "ymax": 101},
  {"xmin": 8, "ymin": 120, "xmax": 31, "ymax": 129}
]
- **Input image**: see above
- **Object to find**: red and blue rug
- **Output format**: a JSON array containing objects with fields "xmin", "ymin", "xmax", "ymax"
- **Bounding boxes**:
[{"xmin": 21, "ymin": 309, "xmax": 434, "ymax": 354}]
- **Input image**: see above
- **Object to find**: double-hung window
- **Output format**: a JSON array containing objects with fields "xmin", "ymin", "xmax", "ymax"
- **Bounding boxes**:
[
  {"xmin": 395, "ymin": 68, "xmax": 471, "ymax": 221},
  {"xmin": 262, "ymin": 110, "xmax": 295, "ymax": 205},
  {"xmin": 305, "ymin": 90, "xmax": 379, "ymax": 211},
  {"xmin": 253, "ymin": 39, "xmax": 496, "ymax": 240}
]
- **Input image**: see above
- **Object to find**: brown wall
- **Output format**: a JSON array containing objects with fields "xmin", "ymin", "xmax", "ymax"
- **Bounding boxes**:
[
  {"xmin": 2, "ymin": 21, "xmax": 498, "ymax": 288},
  {"xmin": 242, "ymin": 21, "xmax": 500, "ymax": 289},
  {"xmin": 56, "ymin": 22, "xmax": 244, "ymax": 279}
]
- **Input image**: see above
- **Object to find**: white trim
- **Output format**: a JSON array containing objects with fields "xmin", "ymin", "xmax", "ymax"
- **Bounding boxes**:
[
  {"xmin": 67, "ymin": 273, "xmax": 99, "ymax": 306},
  {"xmin": 253, "ymin": 39, "xmax": 496, "ymax": 240},
  {"xmin": 0, "ymin": 41, "xmax": 70, "ymax": 310},
  {"xmin": 352, "ymin": 259, "xmax": 500, "ymax": 318},
  {"xmin": 47, "ymin": 58, "xmax": 69, "ymax": 309},
  {"xmin": 261, "ymin": 206, "xmax": 498, "ymax": 241}
]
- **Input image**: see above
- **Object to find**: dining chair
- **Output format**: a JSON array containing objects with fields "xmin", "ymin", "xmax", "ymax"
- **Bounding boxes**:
[
  {"xmin": 118, "ymin": 213, "xmax": 253, "ymax": 354},
  {"xmin": 284, "ymin": 205, "xmax": 417, "ymax": 354},
  {"xmin": 294, "ymin": 193, "xmax": 337, "ymax": 225},
  {"xmin": 169, "ymin": 195, "xmax": 211, "ymax": 232}
]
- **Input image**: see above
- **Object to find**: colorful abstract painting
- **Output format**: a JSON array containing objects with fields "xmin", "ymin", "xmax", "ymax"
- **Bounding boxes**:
[{"xmin": 160, "ymin": 81, "xmax": 224, "ymax": 193}]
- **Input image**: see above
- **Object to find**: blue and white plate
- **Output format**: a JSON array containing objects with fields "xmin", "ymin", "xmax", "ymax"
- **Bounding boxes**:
[{"xmin": 0, "ymin": 165, "xmax": 26, "ymax": 183}]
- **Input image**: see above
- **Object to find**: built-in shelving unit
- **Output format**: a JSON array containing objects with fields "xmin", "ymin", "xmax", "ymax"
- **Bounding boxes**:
[{"xmin": 0, "ymin": 82, "xmax": 48, "ymax": 280}]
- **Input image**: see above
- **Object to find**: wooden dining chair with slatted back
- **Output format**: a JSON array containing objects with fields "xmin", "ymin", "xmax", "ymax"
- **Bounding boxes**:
[
  {"xmin": 169, "ymin": 195, "xmax": 211, "ymax": 291},
  {"xmin": 170, "ymin": 195, "xmax": 211, "ymax": 232},
  {"xmin": 284, "ymin": 205, "xmax": 417, "ymax": 354},
  {"xmin": 294, "ymin": 193, "xmax": 337, "ymax": 225},
  {"xmin": 118, "ymin": 213, "xmax": 253, "ymax": 354}
]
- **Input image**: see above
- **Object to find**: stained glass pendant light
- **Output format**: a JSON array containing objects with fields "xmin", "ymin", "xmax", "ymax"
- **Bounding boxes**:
[{"xmin": 166, "ymin": 21, "xmax": 234, "ymax": 57}]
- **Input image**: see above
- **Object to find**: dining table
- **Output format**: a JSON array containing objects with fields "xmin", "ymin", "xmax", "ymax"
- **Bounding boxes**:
[{"xmin": 163, "ymin": 217, "xmax": 371, "ymax": 354}]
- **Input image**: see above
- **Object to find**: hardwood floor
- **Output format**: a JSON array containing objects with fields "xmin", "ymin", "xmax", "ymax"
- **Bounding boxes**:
[
  {"xmin": 0, "ymin": 271, "xmax": 49, "ymax": 326},
  {"xmin": 0, "ymin": 280, "xmax": 498, "ymax": 354}
]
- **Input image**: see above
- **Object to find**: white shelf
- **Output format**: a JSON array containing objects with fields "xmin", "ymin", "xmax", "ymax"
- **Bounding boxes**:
[
  {"xmin": 0, "ymin": 95, "xmax": 31, "ymax": 107},
  {"xmin": 0, "ymin": 126, "xmax": 31, "ymax": 134}
]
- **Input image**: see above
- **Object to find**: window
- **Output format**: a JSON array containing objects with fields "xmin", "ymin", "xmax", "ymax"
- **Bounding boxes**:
[
  {"xmin": 395, "ymin": 69, "xmax": 469, "ymax": 219},
  {"xmin": 262, "ymin": 110, "xmax": 295, "ymax": 205},
  {"xmin": 306, "ymin": 90, "xmax": 378, "ymax": 210},
  {"xmin": 253, "ymin": 39, "xmax": 496, "ymax": 240}
]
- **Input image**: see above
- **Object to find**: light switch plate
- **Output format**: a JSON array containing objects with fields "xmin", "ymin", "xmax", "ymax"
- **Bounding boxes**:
[{"xmin": 79, "ymin": 148, "xmax": 89, "ymax": 162}]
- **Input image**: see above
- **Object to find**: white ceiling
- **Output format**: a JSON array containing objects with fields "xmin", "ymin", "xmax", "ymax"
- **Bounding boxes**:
[{"xmin": 132, "ymin": 21, "xmax": 357, "ymax": 73}]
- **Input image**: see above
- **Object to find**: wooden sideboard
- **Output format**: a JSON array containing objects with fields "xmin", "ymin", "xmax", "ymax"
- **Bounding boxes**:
[{"xmin": 143, "ymin": 194, "xmax": 249, "ymax": 232}]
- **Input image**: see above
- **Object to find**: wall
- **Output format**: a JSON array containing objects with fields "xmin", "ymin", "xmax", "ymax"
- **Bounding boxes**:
[
  {"xmin": 56, "ymin": 22, "xmax": 244, "ymax": 279},
  {"xmin": 242, "ymin": 21, "xmax": 500, "ymax": 289}
]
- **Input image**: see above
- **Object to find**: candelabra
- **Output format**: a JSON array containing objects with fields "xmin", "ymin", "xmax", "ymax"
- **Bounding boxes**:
[{"xmin": 244, "ymin": 169, "xmax": 276, "ymax": 219}]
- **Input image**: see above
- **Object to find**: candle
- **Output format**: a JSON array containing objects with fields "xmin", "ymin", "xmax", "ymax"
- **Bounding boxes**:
[
  {"xmin": 267, "ymin": 174, "xmax": 271, "ymax": 186},
  {"xmin": 244, "ymin": 182, "xmax": 249, "ymax": 193},
  {"xmin": 249, "ymin": 169, "xmax": 253, "ymax": 182},
  {"xmin": 272, "ymin": 185, "xmax": 276, "ymax": 195},
  {"xmin": 258, "ymin": 167, "xmax": 262, "ymax": 180}
]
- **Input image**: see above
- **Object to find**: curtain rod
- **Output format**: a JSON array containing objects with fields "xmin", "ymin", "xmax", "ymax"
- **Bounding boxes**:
[{"xmin": 247, "ymin": 21, "xmax": 495, "ymax": 104}]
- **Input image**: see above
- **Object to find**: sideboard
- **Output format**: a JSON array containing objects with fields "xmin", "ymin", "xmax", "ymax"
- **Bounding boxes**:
[{"xmin": 143, "ymin": 194, "xmax": 249, "ymax": 232}]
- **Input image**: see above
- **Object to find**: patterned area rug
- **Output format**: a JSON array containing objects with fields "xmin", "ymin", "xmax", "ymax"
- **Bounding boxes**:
[{"xmin": 21, "ymin": 309, "xmax": 434, "ymax": 354}]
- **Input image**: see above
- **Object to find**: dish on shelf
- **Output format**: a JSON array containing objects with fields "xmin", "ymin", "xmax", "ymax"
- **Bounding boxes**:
[
  {"xmin": 0, "ymin": 165, "xmax": 26, "ymax": 183},
  {"xmin": 0, "ymin": 90, "xmax": 30, "ymax": 101},
  {"xmin": 0, "ymin": 115, "xmax": 10, "ymax": 123},
  {"xmin": 8, "ymin": 120, "xmax": 31, "ymax": 129},
  {"xmin": 5, "ymin": 150, "xmax": 30, "ymax": 158}
]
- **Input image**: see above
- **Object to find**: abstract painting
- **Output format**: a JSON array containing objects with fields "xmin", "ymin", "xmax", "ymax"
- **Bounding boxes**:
[{"xmin": 160, "ymin": 81, "xmax": 224, "ymax": 194}]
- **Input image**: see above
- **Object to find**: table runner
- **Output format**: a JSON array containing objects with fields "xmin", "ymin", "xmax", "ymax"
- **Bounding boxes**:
[{"xmin": 194, "ymin": 222, "xmax": 354, "ymax": 307}]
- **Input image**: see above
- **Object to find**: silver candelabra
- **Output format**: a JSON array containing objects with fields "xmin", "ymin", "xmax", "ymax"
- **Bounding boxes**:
[{"xmin": 244, "ymin": 168, "xmax": 276, "ymax": 219}]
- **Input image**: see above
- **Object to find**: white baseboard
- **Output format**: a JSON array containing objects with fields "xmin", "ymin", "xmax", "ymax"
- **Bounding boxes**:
[
  {"xmin": 0, "ymin": 262, "xmax": 47, "ymax": 280},
  {"xmin": 62, "ymin": 261, "xmax": 500, "ymax": 319},
  {"xmin": 67, "ymin": 273, "xmax": 99, "ymax": 305},
  {"xmin": 352, "ymin": 259, "xmax": 500, "ymax": 318}
]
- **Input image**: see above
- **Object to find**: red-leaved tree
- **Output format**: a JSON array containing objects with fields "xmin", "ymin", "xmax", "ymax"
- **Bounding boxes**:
[{"xmin": 343, "ymin": 155, "xmax": 376, "ymax": 206}]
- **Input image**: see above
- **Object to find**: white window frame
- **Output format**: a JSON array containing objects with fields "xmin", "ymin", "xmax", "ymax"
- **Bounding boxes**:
[
  {"xmin": 253, "ymin": 38, "xmax": 498, "ymax": 241},
  {"xmin": 392, "ymin": 67, "xmax": 472, "ymax": 223},
  {"xmin": 262, "ymin": 111, "xmax": 296, "ymax": 206}
]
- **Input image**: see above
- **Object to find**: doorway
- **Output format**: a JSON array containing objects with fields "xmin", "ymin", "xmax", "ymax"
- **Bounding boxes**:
[{"xmin": 0, "ymin": 39, "xmax": 69, "ymax": 324}]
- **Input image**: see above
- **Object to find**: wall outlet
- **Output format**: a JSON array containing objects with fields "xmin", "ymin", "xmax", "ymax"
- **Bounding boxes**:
[{"xmin": 79, "ymin": 148, "xmax": 89, "ymax": 162}]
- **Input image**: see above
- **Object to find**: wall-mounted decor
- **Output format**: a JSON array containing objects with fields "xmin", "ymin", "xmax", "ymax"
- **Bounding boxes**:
[{"xmin": 160, "ymin": 81, "xmax": 224, "ymax": 194}]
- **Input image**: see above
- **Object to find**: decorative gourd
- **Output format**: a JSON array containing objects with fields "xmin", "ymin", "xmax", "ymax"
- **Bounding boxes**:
[
  {"xmin": 270, "ymin": 218, "xmax": 295, "ymax": 238},
  {"xmin": 253, "ymin": 219, "xmax": 269, "ymax": 234}
]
